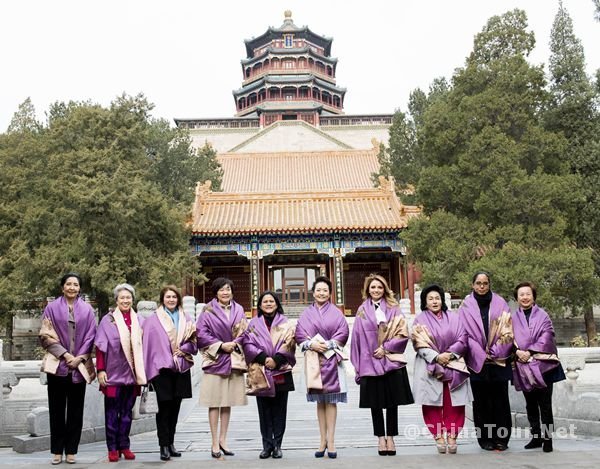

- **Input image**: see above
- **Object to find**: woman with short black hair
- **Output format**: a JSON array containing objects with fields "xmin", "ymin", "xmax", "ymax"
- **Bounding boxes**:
[
  {"xmin": 196, "ymin": 277, "xmax": 248, "ymax": 459},
  {"xmin": 511, "ymin": 281, "xmax": 565, "ymax": 453},
  {"xmin": 242, "ymin": 291, "xmax": 296, "ymax": 459}
]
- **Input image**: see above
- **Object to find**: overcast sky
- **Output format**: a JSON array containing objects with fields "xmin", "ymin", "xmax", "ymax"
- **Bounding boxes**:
[{"xmin": 1, "ymin": 0, "xmax": 599, "ymax": 131}]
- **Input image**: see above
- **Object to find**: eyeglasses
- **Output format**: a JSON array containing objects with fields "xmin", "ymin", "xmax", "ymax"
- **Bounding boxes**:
[{"xmin": 474, "ymin": 282, "xmax": 489, "ymax": 286}]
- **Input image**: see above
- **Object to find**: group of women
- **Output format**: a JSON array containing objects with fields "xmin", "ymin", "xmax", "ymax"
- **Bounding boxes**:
[
  {"xmin": 40, "ymin": 274, "xmax": 196, "ymax": 464},
  {"xmin": 39, "ymin": 270, "xmax": 565, "ymax": 464}
]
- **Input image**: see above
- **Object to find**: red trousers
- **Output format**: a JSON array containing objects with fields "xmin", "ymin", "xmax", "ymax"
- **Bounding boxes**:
[{"xmin": 422, "ymin": 382, "xmax": 465, "ymax": 437}]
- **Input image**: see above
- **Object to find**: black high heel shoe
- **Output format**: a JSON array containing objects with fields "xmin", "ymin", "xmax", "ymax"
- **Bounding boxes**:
[
  {"xmin": 315, "ymin": 444, "xmax": 327, "ymax": 458},
  {"xmin": 219, "ymin": 444, "xmax": 235, "ymax": 456}
]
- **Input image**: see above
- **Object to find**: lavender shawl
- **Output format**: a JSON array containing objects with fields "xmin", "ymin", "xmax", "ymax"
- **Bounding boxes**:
[
  {"xmin": 196, "ymin": 298, "xmax": 248, "ymax": 376},
  {"xmin": 296, "ymin": 302, "xmax": 349, "ymax": 394},
  {"xmin": 459, "ymin": 292, "xmax": 513, "ymax": 373},
  {"xmin": 242, "ymin": 313, "xmax": 296, "ymax": 397},
  {"xmin": 512, "ymin": 305, "xmax": 560, "ymax": 392},
  {"xmin": 350, "ymin": 299, "xmax": 408, "ymax": 382},
  {"xmin": 143, "ymin": 308, "xmax": 198, "ymax": 382},
  {"xmin": 94, "ymin": 312, "xmax": 145, "ymax": 386},
  {"xmin": 39, "ymin": 296, "xmax": 96, "ymax": 383},
  {"xmin": 412, "ymin": 310, "xmax": 469, "ymax": 391}
]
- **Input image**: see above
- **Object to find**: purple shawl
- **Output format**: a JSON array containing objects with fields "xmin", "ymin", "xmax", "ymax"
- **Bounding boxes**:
[
  {"xmin": 413, "ymin": 310, "xmax": 469, "ymax": 391},
  {"xmin": 143, "ymin": 309, "xmax": 198, "ymax": 382},
  {"xmin": 350, "ymin": 299, "xmax": 408, "ymax": 382},
  {"xmin": 296, "ymin": 301, "xmax": 349, "ymax": 394},
  {"xmin": 512, "ymin": 305, "xmax": 560, "ymax": 392},
  {"xmin": 94, "ymin": 313, "xmax": 144, "ymax": 386},
  {"xmin": 40, "ymin": 296, "xmax": 96, "ymax": 383},
  {"xmin": 242, "ymin": 313, "xmax": 296, "ymax": 397},
  {"xmin": 459, "ymin": 292, "xmax": 513, "ymax": 373},
  {"xmin": 196, "ymin": 298, "xmax": 247, "ymax": 376}
]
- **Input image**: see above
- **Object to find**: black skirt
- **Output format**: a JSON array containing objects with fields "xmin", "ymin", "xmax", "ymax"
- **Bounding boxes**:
[
  {"xmin": 359, "ymin": 368, "xmax": 414, "ymax": 409},
  {"xmin": 152, "ymin": 368, "xmax": 192, "ymax": 401}
]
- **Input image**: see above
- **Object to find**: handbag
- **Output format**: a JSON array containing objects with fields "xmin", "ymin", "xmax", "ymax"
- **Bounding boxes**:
[{"xmin": 139, "ymin": 384, "xmax": 159, "ymax": 414}]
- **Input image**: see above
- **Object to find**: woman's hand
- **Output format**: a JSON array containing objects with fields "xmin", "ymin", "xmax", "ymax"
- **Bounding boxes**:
[
  {"xmin": 516, "ymin": 349, "xmax": 531, "ymax": 363},
  {"xmin": 220, "ymin": 342, "xmax": 237, "ymax": 354},
  {"xmin": 436, "ymin": 352, "xmax": 452, "ymax": 366},
  {"xmin": 97, "ymin": 371, "xmax": 108, "ymax": 386},
  {"xmin": 373, "ymin": 346, "xmax": 385, "ymax": 359},
  {"xmin": 265, "ymin": 357, "xmax": 277, "ymax": 370},
  {"xmin": 310, "ymin": 340, "xmax": 329, "ymax": 354},
  {"xmin": 173, "ymin": 348, "xmax": 185, "ymax": 357},
  {"xmin": 64, "ymin": 353, "xmax": 82, "ymax": 369}
]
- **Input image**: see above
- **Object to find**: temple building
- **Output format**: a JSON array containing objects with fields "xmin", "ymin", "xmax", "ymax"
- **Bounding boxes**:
[{"xmin": 176, "ymin": 12, "xmax": 420, "ymax": 315}]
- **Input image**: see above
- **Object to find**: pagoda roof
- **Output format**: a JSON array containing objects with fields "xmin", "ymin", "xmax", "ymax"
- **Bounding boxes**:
[
  {"xmin": 191, "ymin": 185, "xmax": 419, "ymax": 236},
  {"xmin": 233, "ymin": 74, "xmax": 346, "ymax": 96},
  {"xmin": 244, "ymin": 12, "xmax": 332, "ymax": 58},
  {"xmin": 218, "ymin": 148, "xmax": 378, "ymax": 192},
  {"xmin": 241, "ymin": 46, "xmax": 338, "ymax": 66}
]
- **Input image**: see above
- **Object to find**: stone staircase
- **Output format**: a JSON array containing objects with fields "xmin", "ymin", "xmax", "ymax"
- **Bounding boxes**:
[{"xmin": 283, "ymin": 303, "xmax": 310, "ymax": 318}]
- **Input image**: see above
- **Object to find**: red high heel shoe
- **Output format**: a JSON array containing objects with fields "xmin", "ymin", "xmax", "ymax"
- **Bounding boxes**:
[
  {"xmin": 108, "ymin": 450, "xmax": 120, "ymax": 462},
  {"xmin": 120, "ymin": 449, "xmax": 136, "ymax": 460}
]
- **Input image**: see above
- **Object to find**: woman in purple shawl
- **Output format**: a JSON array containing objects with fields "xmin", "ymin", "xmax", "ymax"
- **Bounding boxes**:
[
  {"xmin": 95, "ymin": 283, "xmax": 146, "ymax": 462},
  {"xmin": 196, "ymin": 277, "xmax": 248, "ymax": 459},
  {"xmin": 350, "ymin": 274, "xmax": 413, "ymax": 456},
  {"xmin": 457, "ymin": 271, "xmax": 513, "ymax": 451},
  {"xmin": 242, "ymin": 291, "xmax": 296, "ymax": 459},
  {"xmin": 412, "ymin": 284, "xmax": 471, "ymax": 454},
  {"xmin": 142, "ymin": 285, "xmax": 197, "ymax": 461},
  {"xmin": 39, "ymin": 272, "xmax": 96, "ymax": 465},
  {"xmin": 295, "ymin": 276, "xmax": 349, "ymax": 459},
  {"xmin": 512, "ymin": 282, "xmax": 565, "ymax": 453}
]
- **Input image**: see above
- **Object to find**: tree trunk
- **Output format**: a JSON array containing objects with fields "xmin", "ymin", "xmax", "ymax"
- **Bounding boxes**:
[{"xmin": 584, "ymin": 309, "xmax": 598, "ymax": 346}]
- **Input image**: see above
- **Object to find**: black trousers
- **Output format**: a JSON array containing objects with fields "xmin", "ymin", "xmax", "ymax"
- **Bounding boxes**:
[
  {"xmin": 156, "ymin": 398, "xmax": 183, "ymax": 446},
  {"xmin": 47, "ymin": 374, "xmax": 86, "ymax": 455},
  {"xmin": 471, "ymin": 379, "xmax": 512, "ymax": 447},
  {"xmin": 524, "ymin": 383, "xmax": 554, "ymax": 439},
  {"xmin": 256, "ymin": 392, "xmax": 289, "ymax": 451},
  {"xmin": 371, "ymin": 407, "xmax": 398, "ymax": 437}
]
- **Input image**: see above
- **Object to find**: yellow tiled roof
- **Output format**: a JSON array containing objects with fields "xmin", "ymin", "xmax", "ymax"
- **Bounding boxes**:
[
  {"xmin": 219, "ymin": 148, "xmax": 379, "ymax": 192},
  {"xmin": 191, "ymin": 187, "xmax": 420, "ymax": 235}
]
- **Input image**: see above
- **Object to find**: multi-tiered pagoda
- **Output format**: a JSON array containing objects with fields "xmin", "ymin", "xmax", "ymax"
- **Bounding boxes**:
[
  {"xmin": 178, "ymin": 12, "xmax": 420, "ymax": 316},
  {"xmin": 233, "ymin": 10, "xmax": 346, "ymax": 127}
]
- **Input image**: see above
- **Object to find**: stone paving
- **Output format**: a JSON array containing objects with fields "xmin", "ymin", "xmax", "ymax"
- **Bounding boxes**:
[{"xmin": 1, "ymin": 369, "xmax": 600, "ymax": 468}]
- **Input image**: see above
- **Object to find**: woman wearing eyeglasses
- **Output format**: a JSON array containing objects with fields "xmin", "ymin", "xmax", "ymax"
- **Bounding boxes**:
[{"xmin": 458, "ymin": 272, "xmax": 514, "ymax": 451}]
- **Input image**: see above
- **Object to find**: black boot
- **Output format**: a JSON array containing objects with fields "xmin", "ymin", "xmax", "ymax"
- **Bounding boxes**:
[
  {"xmin": 160, "ymin": 446, "xmax": 171, "ymax": 461},
  {"xmin": 524, "ymin": 436, "xmax": 543, "ymax": 449},
  {"xmin": 542, "ymin": 438, "xmax": 553, "ymax": 453},
  {"xmin": 169, "ymin": 444, "xmax": 182, "ymax": 457}
]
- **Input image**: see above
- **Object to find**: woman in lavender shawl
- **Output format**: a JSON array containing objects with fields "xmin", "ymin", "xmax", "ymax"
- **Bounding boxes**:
[
  {"xmin": 196, "ymin": 277, "xmax": 248, "ymax": 459},
  {"xmin": 412, "ymin": 284, "xmax": 471, "ymax": 454},
  {"xmin": 95, "ymin": 283, "xmax": 147, "ymax": 462},
  {"xmin": 39, "ymin": 272, "xmax": 96, "ymax": 465},
  {"xmin": 512, "ymin": 282, "xmax": 565, "ymax": 453},
  {"xmin": 142, "ymin": 285, "xmax": 197, "ymax": 461},
  {"xmin": 350, "ymin": 274, "xmax": 413, "ymax": 456},
  {"xmin": 242, "ymin": 291, "xmax": 296, "ymax": 459},
  {"xmin": 457, "ymin": 271, "xmax": 513, "ymax": 451},
  {"xmin": 296, "ymin": 276, "xmax": 349, "ymax": 459}
]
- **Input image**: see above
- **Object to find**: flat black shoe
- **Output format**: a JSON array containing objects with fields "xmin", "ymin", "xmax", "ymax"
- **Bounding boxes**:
[
  {"xmin": 494, "ymin": 443, "xmax": 508, "ymax": 451},
  {"xmin": 378, "ymin": 450, "xmax": 387, "ymax": 456},
  {"xmin": 168, "ymin": 444, "xmax": 182, "ymax": 457},
  {"xmin": 272, "ymin": 447, "xmax": 282, "ymax": 459},
  {"xmin": 387, "ymin": 450, "xmax": 396, "ymax": 456},
  {"xmin": 543, "ymin": 439, "xmax": 553, "ymax": 453},
  {"xmin": 525, "ymin": 437, "xmax": 543, "ymax": 449},
  {"xmin": 219, "ymin": 444, "xmax": 234, "ymax": 456},
  {"xmin": 259, "ymin": 449, "xmax": 271, "ymax": 459},
  {"xmin": 160, "ymin": 446, "xmax": 171, "ymax": 461},
  {"xmin": 481, "ymin": 442, "xmax": 495, "ymax": 451}
]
